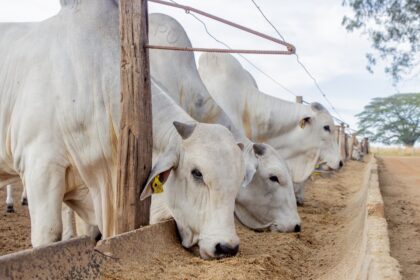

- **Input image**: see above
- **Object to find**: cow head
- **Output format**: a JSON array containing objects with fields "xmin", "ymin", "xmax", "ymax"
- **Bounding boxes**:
[
  {"xmin": 141, "ymin": 122, "xmax": 244, "ymax": 259},
  {"xmin": 235, "ymin": 143, "xmax": 301, "ymax": 232},
  {"xmin": 297, "ymin": 103, "xmax": 341, "ymax": 173},
  {"xmin": 308, "ymin": 103, "xmax": 342, "ymax": 170},
  {"xmin": 352, "ymin": 146, "xmax": 363, "ymax": 161}
]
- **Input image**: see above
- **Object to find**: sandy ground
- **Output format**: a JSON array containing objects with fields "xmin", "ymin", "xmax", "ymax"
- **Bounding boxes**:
[
  {"xmin": 102, "ymin": 158, "xmax": 369, "ymax": 280},
  {"xmin": 0, "ymin": 184, "xmax": 31, "ymax": 255},
  {"xmin": 378, "ymin": 156, "xmax": 420, "ymax": 280},
  {"xmin": 0, "ymin": 158, "xmax": 370, "ymax": 279}
]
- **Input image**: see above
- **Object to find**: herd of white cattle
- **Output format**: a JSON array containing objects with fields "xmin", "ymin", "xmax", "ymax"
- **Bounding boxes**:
[{"xmin": 0, "ymin": 0, "xmax": 363, "ymax": 259}]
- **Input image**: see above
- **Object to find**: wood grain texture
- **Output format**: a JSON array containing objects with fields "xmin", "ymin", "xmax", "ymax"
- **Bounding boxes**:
[
  {"xmin": 116, "ymin": 0, "xmax": 152, "ymax": 233},
  {"xmin": 339, "ymin": 124, "xmax": 347, "ymax": 160},
  {"xmin": 363, "ymin": 137, "xmax": 370, "ymax": 154},
  {"xmin": 348, "ymin": 134, "xmax": 355, "ymax": 160}
]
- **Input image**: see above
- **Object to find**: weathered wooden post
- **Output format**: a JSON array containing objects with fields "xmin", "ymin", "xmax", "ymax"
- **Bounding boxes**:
[
  {"xmin": 359, "ymin": 139, "xmax": 364, "ymax": 154},
  {"xmin": 349, "ymin": 134, "xmax": 356, "ymax": 160},
  {"xmin": 116, "ymin": 0, "xmax": 152, "ymax": 233},
  {"xmin": 345, "ymin": 133, "xmax": 352, "ymax": 160},
  {"xmin": 334, "ymin": 125, "xmax": 340, "ymax": 144},
  {"xmin": 363, "ymin": 137, "xmax": 369, "ymax": 154},
  {"xmin": 296, "ymin": 96, "xmax": 303, "ymax": 104},
  {"xmin": 339, "ymin": 123, "xmax": 346, "ymax": 160}
]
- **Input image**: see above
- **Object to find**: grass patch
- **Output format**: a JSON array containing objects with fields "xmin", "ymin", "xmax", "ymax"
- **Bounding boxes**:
[{"xmin": 371, "ymin": 146, "xmax": 420, "ymax": 156}]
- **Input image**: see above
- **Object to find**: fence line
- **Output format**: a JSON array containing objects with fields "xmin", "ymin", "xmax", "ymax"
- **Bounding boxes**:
[
  {"xmin": 157, "ymin": 0, "xmax": 299, "ymax": 98},
  {"xmin": 149, "ymin": 0, "xmax": 358, "ymax": 133},
  {"xmin": 249, "ymin": 0, "xmax": 348, "ymax": 125},
  {"xmin": 147, "ymin": 0, "xmax": 295, "ymax": 55}
]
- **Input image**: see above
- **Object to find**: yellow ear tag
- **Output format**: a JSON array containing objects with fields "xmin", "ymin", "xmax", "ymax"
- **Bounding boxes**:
[
  {"xmin": 152, "ymin": 175, "xmax": 164, "ymax": 194},
  {"xmin": 299, "ymin": 119, "xmax": 306, "ymax": 129}
]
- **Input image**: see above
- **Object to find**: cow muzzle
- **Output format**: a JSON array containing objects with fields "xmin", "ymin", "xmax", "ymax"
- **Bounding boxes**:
[
  {"xmin": 199, "ymin": 237, "xmax": 240, "ymax": 259},
  {"xmin": 215, "ymin": 243, "xmax": 239, "ymax": 257}
]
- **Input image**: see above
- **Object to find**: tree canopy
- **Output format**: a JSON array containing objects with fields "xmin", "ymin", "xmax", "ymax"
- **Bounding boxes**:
[
  {"xmin": 356, "ymin": 93, "xmax": 420, "ymax": 146},
  {"xmin": 342, "ymin": 0, "xmax": 420, "ymax": 83}
]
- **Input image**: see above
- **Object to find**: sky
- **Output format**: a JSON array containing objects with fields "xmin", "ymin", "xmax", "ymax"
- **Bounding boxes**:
[{"xmin": 0, "ymin": 0, "xmax": 419, "ymax": 131}]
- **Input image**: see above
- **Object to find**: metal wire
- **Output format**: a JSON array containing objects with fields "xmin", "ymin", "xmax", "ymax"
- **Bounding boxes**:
[
  {"xmin": 250, "ymin": 0, "xmax": 349, "ymax": 125},
  {"xmin": 164, "ymin": 0, "xmax": 298, "ymax": 98},
  {"xmin": 147, "ymin": 0, "xmax": 295, "ymax": 55},
  {"xmin": 145, "ymin": 45, "xmax": 292, "ymax": 55},
  {"xmin": 150, "ymin": 0, "xmax": 351, "ymax": 127},
  {"xmin": 153, "ymin": 0, "xmax": 292, "ymax": 92}
]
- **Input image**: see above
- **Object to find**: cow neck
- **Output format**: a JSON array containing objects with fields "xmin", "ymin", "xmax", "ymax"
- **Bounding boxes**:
[
  {"xmin": 244, "ymin": 89, "xmax": 313, "ymax": 141},
  {"xmin": 151, "ymin": 82, "xmax": 192, "ymax": 155},
  {"xmin": 153, "ymin": 70, "xmax": 248, "ymax": 148}
]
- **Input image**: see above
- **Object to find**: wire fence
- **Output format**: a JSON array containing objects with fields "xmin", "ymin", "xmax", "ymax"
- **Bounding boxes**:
[
  {"xmin": 149, "ymin": 0, "xmax": 356, "ymax": 133},
  {"xmin": 147, "ymin": 0, "xmax": 295, "ymax": 55},
  {"xmin": 249, "ymin": 0, "xmax": 347, "ymax": 124}
]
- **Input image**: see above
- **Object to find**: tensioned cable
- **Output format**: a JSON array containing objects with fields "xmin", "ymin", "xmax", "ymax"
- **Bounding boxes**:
[
  {"xmin": 149, "ymin": 0, "xmax": 351, "ymax": 127},
  {"xmin": 147, "ymin": 0, "xmax": 295, "ymax": 55},
  {"xmin": 151, "ymin": 0, "xmax": 298, "ymax": 98},
  {"xmin": 250, "ymin": 0, "xmax": 348, "ymax": 125}
]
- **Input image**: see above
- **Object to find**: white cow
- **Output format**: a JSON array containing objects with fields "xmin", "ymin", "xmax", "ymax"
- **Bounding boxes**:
[
  {"xmin": 5, "ymin": 185, "xmax": 14, "ymax": 213},
  {"xmin": 352, "ymin": 146, "xmax": 363, "ymax": 161},
  {"xmin": 149, "ymin": 13, "xmax": 300, "ymax": 232},
  {"xmin": 350, "ymin": 136, "xmax": 364, "ymax": 161},
  {"xmin": 3, "ymin": 183, "xmax": 27, "ymax": 213},
  {"xmin": 198, "ymin": 53, "xmax": 342, "ymax": 205},
  {"xmin": 3, "ymin": 184, "xmax": 24, "ymax": 213},
  {"xmin": 0, "ymin": 0, "xmax": 245, "ymax": 259}
]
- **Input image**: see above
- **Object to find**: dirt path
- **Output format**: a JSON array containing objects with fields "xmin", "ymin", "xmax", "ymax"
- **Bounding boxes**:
[
  {"xmin": 0, "ymin": 184, "xmax": 31, "ymax": 255},
  {"xmin": 378, "ymin": 156, "xmax": 420, "ymax": 280}
]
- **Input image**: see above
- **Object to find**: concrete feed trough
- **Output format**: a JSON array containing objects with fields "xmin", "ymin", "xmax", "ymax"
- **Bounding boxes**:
[{"xmin": 0, "ymin": 156, "xmax": 401, "ymax": 279}]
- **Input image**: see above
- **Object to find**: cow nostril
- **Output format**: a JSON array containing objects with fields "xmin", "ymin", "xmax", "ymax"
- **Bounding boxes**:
[
  {"xmin": 339, "ymin": 160, "xmax": 344, "ymax": 168},
  {"xmin": 215, "ymin": 243, "xmax": 239, "ymax": 257},
  {"xmin": 294, "ymin": 224, "xmax": 301, "ymax": 233}
]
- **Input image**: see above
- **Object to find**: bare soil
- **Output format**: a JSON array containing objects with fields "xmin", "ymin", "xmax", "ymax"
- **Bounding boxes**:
[
  {"xmin": 102, "ymin": 158, "xmax": 369, "ymax": 280},
  {"xmin": 378, "ymin": 156, "xmax": 420, "ymax": 280},
  {"xmin": 0, "ymin": 184, "xmax": 31, "ymax": 255},
  {"xmin": 0, "ymin": 158, "xmax": 371, "ymax": 279}
]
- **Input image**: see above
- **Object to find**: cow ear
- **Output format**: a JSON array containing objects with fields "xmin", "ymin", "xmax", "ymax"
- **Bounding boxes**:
[
  {"xmin": 140, "ymin": 148, "xmax": 179, "ymax": 200},
  {"xmin": 299, "ymin": 117, "xmax": 311, "ymax": 129},
  {"xmin": 242, "ymin": 163, "xmax": 257, "ymax": 188},
  {"xmin": 310, "ymin": 102, "xmax": 326, "ymax": 112},
  {"xmin": 242, "ymin": 147, "xmax": 260, "ymax": 187},
  {"xmin": 253, "ymin": 143, "xmax": 266, "ymax": 157}
]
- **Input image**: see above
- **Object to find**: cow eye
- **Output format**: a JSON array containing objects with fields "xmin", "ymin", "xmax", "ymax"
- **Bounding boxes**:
[
  {"xmin": 323, "ymin": 125, "xmax": 331, "ymax": 132},
  {"xmin": 191, "ymin": 169, "xmax": 203, "ymax": 180},
  {"xmin": 269, "ymin": 176, "xmax": 279, "ymax": 183}
]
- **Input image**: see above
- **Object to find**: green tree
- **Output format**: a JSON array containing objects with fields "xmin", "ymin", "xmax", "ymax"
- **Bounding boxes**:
[
  {"xmin": 356, "ymin": 93, "xmax": 420, "ymax": 146},
  {"xmin": 342, "ymin": 0, "xmax": 420, "ymax": 83}
]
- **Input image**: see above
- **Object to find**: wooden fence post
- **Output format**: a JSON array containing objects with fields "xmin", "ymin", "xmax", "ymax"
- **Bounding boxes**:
[
  {"xmin": 116, "ymin": 0, "xmax": 152, "ymax": 233},
  {"xmin": 345, "ymin": 133, "xmax": 351, "ymax": 160},
  {"xmin": 295, "ymin": 96, "xmax": 303, "ymax": 104},
  {"xmin": 335, "ymin": 125, "xmax": 340, "ymax": 144},
  {"xmin": 364, "ymin": 137, "xmax": 369, "ymax": 154},
  {"xmin": 349, "ymin": 134, "xmax": 356, "ymax": 160},
  {"xmin": 359, "ymin": 139, "xmax": 364, "ymax": 154},
  {"xmin": 339, "ymin": 124, "xmax": 346, "ymax": 160}
]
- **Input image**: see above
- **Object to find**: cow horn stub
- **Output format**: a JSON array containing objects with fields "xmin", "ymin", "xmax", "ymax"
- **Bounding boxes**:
[{"xmin": 173, "ymin": 121, "xmax": 197, "ymax": 140}]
